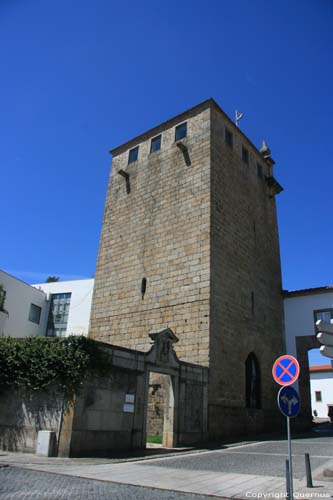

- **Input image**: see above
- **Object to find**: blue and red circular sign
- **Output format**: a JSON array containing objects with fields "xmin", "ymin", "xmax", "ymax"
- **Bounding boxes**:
[{"xmin": 272, "ymin": 355, "xmax": 300, "ymax": 386}]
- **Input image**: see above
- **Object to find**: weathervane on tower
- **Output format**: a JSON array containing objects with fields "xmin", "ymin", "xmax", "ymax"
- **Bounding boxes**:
[{"xmin": 235, "ymin": 110, "xmax": 244, "ymax": 127}]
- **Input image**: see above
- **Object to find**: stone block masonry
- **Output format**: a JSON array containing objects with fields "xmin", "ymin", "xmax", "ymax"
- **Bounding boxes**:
[
  {"xmin": 90, "ymin": 105, "xmax": 211, "ymax": 366},
  {"xmin": 89, "ymin": 98, "xmax": 286, "ymax": 440}
]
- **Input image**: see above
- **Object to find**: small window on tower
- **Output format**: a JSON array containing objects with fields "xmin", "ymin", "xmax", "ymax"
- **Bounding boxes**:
[
  {"xmin": 257, "ymin": 163, "xmax": 263, "ymax": 178},
  {"xmin": 150, "ymin": 135, "xmax": 161, "ymax": 153},
  {"xmin": 242, "ymin": 147, "xmax": 249, "ymax": 164},
  {"xmin": 128, "ymin": 146, "xmax": 139, "ymax": 164},
  {"xmin": 175, "ymin": 122, "xmax": 187, "ymax": 141},
  {"xmin": 225, "ymin": 128, "xmax": 233, "ymax": 147},
  {"xmin": 141, "ymin": 277, "xmax": 147, "ymax": 299}
]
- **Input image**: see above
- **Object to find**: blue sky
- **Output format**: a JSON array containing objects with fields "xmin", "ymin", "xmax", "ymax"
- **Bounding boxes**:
[
  {"xmin": 308, "ymin": 349, "xmax": 332, "ymax": 367},
  {"xmin": 1, "ymin": 0, "xmax": 332, "ymax": 293}
]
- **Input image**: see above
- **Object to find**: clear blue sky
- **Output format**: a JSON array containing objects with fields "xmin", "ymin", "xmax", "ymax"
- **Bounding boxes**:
[{"xmin": 1, "ymin": 0, "xmax": 332, "ymax": 291}]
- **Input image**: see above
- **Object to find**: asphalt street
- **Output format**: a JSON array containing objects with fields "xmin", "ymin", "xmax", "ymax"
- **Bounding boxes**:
[{"xmin": 137, "ymin": 436, "xmax": 333, "ymax": 480}]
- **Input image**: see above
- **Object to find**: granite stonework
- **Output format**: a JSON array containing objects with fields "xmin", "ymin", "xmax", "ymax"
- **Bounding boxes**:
[
  {"xmin": 0, "ymin": 386, "xmax": 63, "ymax": 454},
  {"xmin": 62, "ymin": 330, "xmax": 207, "ymax": 456},
  {"xmin": 146, "ymin": 372, "xmax": 169, "ymax": 439},
  {"xmin": 89, "ymin": 98, "xmax": 291, "ymax": 441},
  {"xmin": 0, "ymin": 331, "xmax": 208, "ymax": 457}
]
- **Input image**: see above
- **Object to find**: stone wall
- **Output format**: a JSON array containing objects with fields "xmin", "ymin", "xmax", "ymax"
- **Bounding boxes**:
[
  {"xmin": 88, "ymin": 99, "xmax": 287, "ymax": 441},
  {"xmin": 146, "ymin": 373, "xmax": 169, "ymax": 439},
  {"xmin": 89, "ymin": 104, "xmax": 211, "ymax": 366},
  {"xmin": 0, "ymin": 387, "xmax": 63, "ymax": 453},
  {"xmin": 67, "ymin": 368, "xmax": 144, "ymax": 456},
  {"xmin": 0, "ymin": 334, "xmax": 208, "ymax": 457},
  {"xmin": 209, "ymin": 106, "xmax": 285, "ymax": 438}
]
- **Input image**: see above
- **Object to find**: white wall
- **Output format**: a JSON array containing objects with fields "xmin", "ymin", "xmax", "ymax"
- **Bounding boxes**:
[
  {"xmin": 310, "ymin": 369, "xmax": 333, "ymax": 418},
  {"xmin": 32, "ymin": 279, "xmax": 94, "ymax": 337},
  {"xmin": 0, "ymin": 270, "xmax": 48, "ymax": 338},
  {"xmin": 284, "ymin": 289, "xmax": 333, "ymax": 411},
  {"xmin": 284, "ymin": 291, "xmax": 333, "ymax": 359}
]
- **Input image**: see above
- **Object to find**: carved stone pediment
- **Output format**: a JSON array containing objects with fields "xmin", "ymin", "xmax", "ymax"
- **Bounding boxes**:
[{"xmin": 145, "ymin": 328, "xmax": 179, "ymax": 367}]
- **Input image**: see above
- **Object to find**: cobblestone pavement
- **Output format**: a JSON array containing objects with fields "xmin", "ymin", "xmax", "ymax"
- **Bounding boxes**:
[
  {"xmin": 0, "ymin": 466, "xmax": 218, "ymax": 500},
  {"xmin": 138, "ymin": 437, "xmax": 333, "ymax": 479}
]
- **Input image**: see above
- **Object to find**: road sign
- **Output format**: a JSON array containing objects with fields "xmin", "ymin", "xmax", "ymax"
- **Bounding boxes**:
[
  {"xmin": 276, "ymin": 386, "xmax": 300, "ymax": 500},
  {"xmin": 272, "ymin": 355, "xmax": 300, "ymax": 386},
  {"xmin": 278, "ymin": 386, "xmax": 300, "ymax": 418},
  {"xmin": 316, "ymin": 320, "xmax": 333, "ymax": 359}
]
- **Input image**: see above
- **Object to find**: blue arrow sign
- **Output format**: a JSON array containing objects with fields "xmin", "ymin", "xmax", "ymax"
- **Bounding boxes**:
[{"xmin": 278, "ymin": 386, "xmax": 300, "ymax": 418}]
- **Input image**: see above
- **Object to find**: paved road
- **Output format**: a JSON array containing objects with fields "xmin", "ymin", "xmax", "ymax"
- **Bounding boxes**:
[
  {"xmin": 0, "ymin": 466, "xmax": 218, "ymax": 500},
  {"xmin": 1, "ymin": 435, "xmax": 332, "ymax": 499},
  {"xmin": 139, "ymin": 436, "xmax": 333, "ymax": 479}
]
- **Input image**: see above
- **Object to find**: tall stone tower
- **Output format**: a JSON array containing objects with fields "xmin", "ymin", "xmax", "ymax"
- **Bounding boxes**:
[{"xmin": 89, "ymin": 99, "xmax": 285, "ymax": 438}]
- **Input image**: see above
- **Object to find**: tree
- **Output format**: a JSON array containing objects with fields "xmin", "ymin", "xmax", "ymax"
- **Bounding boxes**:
[{"xmin": 46, "ymin": 276, "xmax": 59, "ymax": 283}]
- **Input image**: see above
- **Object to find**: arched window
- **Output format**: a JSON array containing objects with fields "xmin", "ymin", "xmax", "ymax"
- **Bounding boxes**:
[{"xmin": 245, "ymin": 353, "xmax": 261, "ymax": 409}]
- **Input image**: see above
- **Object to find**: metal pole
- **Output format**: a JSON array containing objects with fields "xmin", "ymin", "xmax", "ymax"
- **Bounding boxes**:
[
  {"xmin": 305, "ymin": 453, "xmax": 313, "ymax": 488},
  {"xmin": 287, "ymin": 417, "xmax": 294, "ymax": 499},
  {"xmin": 286, "ymin": 459, "xmax": 291, "ymax": 500}
]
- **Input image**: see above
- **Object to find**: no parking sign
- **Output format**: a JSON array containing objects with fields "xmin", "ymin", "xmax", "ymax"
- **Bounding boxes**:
[
  {"xmin": 272, "ymin": 354, "xmax": 300, "ymax": 500},
  {"xmin": 272, "ymin": 355, "xmax": 300, "ymax": 386}
]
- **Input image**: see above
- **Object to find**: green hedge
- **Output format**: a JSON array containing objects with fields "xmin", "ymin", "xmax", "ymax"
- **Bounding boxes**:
[{"xmin": 0, "ymin": 336, "xmax": 109, "ymax": 396}]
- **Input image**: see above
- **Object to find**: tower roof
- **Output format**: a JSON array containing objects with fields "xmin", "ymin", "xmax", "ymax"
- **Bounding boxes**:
[{"xmin": 109, "ymin": 98, "xmax": 272, "ymax": 163}]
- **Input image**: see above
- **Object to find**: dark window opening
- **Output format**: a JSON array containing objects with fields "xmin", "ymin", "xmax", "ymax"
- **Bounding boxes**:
[
  {"xmin": 141, "ymin": 277, "xmax": 147, "ymax": 299},
  {"xmin": 29, "ymin": 303, "xmax": 42, "ymax": 324},
  {"xmin": 242, "ymin": 147, "xmax": 249, "ymax": 164},
  {"xmin": 257, "ymin": 163, "xmax": 263, "ymax": 178},
  {"xmin": 225, "ymin": 128, "xmax": 233, "ymax": 147},
  {"xmin": 315, "ymin": 391, "xmax": 322, "ymax": 402},
  {"xmin": 150, "ymin": 135, "xmax": 161, "ymax": 153},
  {"xmin": 246, "ymin": 353, "xmax": 261, "ymax": 409},
  {"xmin": 175, "ymin": 122, "xmax": 187, "ymax": 141},
  {"xmin": 128, "ymin": 146, "xmax": 139, "ymax": 164},
  {"xmin": 0, "ymin": 288, "xmax": 6, "ymax": 311},
  {"xmin": 251, "ymin": 292, "xmax": 255, "ymax": 316}
]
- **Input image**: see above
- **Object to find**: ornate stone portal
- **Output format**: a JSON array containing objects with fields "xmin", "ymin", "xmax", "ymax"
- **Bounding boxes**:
[
  {"xmin": 147, "ymin": 328, "xmax": 179, "ymax": 367},
  {"xmin": 56, "ymin": 329, "xmax": 208, "ymax": 456}
]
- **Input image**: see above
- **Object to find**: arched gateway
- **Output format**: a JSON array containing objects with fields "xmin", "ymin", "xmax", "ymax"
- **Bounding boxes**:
[{"xmin": 57, "ymin": 329, "xmax": 208, "ymax": 456}]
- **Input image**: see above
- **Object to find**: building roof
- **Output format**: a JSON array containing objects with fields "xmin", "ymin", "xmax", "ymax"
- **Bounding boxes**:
[
  {"xmin": 0, "ymin": 269, "xmax": 46, "ymax": 296},
  {"xmin": 283, "ymin": 286, "xmax": 333, "ymax": 298},
  {"xmin": 309, "ymin": 364, "xmax": 333, "ymax": 373},
  {"xmin": 109, "ymin": 98, "xmax": 271, "ymax": 161}
]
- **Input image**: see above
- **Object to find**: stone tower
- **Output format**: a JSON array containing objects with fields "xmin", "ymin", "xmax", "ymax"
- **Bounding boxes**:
[{"xmin": 89, "ymin": 99, "xmax": 285, "ymax": 438}]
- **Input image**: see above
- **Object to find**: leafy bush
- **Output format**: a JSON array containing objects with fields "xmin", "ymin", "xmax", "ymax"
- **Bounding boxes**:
[{"xmin": 0, "ymin": 336, "xmax": 110, "ymax": 396}]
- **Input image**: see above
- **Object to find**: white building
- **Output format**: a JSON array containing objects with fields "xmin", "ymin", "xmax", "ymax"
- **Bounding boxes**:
[
  {"xmin": 284, "ymin": 285, "xmax": 333, "ymax": 417},
  {"xmin": 309, "ymin": 364, "xmax": 333, "ymax": 418},
  {"xmin": 0, "ymin": 270, "xmax": 48, "ymax": 338},
  {"xmin": 0, "ymin": 269, "xmax": 94, "ymax": 338},
  {"xmin": 32, "ymin": 279, "xmax": 94, "ymax": 337},
  {"xmin": 284, "ymin": 286, "xmax": 333, "ymax": 359}
]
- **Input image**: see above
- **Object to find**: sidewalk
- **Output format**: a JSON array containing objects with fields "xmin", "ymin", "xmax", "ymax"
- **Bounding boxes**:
[{"xmin": 1, "ymin": 446, "xmax": 332, "ymax": 499}]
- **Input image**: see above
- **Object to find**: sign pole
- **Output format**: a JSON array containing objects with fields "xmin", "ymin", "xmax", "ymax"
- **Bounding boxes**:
[
  {"xmin": 287, "ymin": 416, "xmax": 293, "ymax": 499},
  {"xmin": 273, "ymin": 355, "xmax": 300, "ymax": 500}
]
